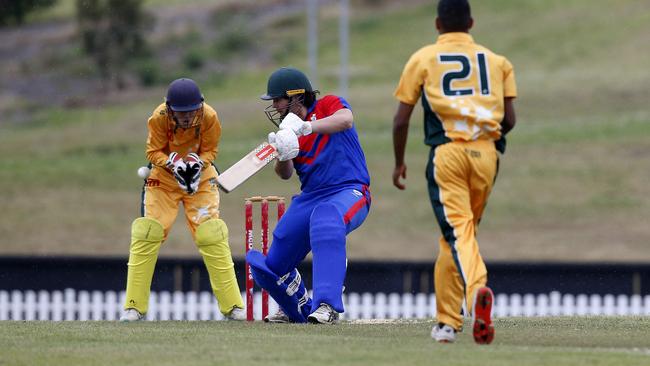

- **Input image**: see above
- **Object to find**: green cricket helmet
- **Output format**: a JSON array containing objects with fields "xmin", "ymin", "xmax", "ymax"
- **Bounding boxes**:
[
  {"xmin": 261, "ymin": 67, "xmax": 313, "ymax": 100},
  {"xmin": 261, "ymin": 67, "xmax": 313, "ymax": 126}
]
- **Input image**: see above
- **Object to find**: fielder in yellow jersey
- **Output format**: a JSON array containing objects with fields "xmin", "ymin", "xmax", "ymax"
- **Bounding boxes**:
[
  {"xmin": 120, "ymin": 78, "xmax": 245, "ymax": 322},
  {"xmin": 392, "ymin": 0, "xmax": 517, "ymax": 344}
]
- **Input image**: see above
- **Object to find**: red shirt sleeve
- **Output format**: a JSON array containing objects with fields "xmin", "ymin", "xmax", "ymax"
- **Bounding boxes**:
[{"xmin": 319, "ymin": 95, "xmax": 348, "ymax": 117}]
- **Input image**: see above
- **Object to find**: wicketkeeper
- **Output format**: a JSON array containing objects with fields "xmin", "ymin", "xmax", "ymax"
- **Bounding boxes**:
[{"xmin": 120, "ymin": 78, "xmax": 245, "ymax": 321}]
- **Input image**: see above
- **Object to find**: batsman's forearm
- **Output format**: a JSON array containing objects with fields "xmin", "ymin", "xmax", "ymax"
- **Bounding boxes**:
[
  {"xmin": 274, "ymin": 160, "xmax": 293, "ymax": 180},
  {"xmin": 311, "ymin": 109, "xmax": 353, "ymax": 134}
]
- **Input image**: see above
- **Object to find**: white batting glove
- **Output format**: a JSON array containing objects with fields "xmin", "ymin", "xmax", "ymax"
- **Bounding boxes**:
[
  {"xmin": 269, "ymin": 129, "xmax": 299, "ymax": 161},
  {"xmin": 279, "ymin": 112, "xmax": 312, "ymax": 136}
]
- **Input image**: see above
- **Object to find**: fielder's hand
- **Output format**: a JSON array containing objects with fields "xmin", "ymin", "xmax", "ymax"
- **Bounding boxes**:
[
  {"xmin": 392, "ymin": 164, "xmax": 407, "ymax": 190},
  {"xmin": 279, "ymin": 112, "xmax": 312, "ymax": 136},
  {"xmin": 269, "ymin": 129, "xmax": 299, "ymax": 161}
]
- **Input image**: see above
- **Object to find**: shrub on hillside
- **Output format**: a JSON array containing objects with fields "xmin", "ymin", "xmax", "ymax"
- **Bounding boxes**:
[
  {"xmin": 0, "ymin": 0, "xmax": 57, "ymax": 26},
  {"xmin": 76, "ymin": 0, "xmax": 153, "ymax": 89},
  {"xmin": 131, "ymin": 58, "xmax": 160, "ymax": 87},
  {"xmin": 183, "ymin": 47, "xmax": 205, "ymax": 71}
]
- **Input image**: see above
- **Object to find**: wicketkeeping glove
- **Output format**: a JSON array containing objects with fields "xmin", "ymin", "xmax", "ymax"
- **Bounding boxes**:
[
  {"xmin": 185, "ymin": 153, "xmax": 204, "ymax": 171},
  {"xmin": 182, "ymin": 153, "xmax": 203, "ymax": 194},
  {"xmin": 269, "ymin": 129, "xmax": 299, "ymax": 162},
  {"xmin": 279, "ymin": 112, "xmax": 312, "ymax": 136},
  {"xmin": 167, "ymin": 152, "xmax": 190, "ymax": 191},
  {"xmin": 166, "ymin": 152, "xmax": 183, "ymax": 170}
]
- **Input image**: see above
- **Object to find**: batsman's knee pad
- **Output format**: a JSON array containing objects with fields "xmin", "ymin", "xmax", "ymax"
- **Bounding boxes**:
[
  {"xmin": 247, "ymin": 250, "xmax": 282, "ymax": 291},
  {"xmin": 247, "ymin": 250, "xmax": 311, "ymax": 323},
  {"xmin": 130, "ymin": 217, "xmax": 164, "ymax": 255}
]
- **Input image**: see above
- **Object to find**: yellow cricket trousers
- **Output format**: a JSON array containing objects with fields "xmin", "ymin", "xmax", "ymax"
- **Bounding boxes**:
[
  {"xmin": 426, "ymin": 139, "xmax": 498, "ymax": 330},
  {"xmin": 141, "ymin": 173, "xmax": 221, "ymax": 237}
]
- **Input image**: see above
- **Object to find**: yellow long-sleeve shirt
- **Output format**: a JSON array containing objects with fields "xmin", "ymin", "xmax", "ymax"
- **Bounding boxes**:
[{"xmin": 145, "ymin": 103, "xmax": 220, "ymax": 191}]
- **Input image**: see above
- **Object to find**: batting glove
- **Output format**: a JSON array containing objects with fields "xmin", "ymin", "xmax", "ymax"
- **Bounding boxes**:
[
  {"xmin": 279, "ymin": 112, "xmax": 312, "ymax": 136},
  {"xmin": 269, "ymin": 129, "xmax": 299, "ymax": 161}
]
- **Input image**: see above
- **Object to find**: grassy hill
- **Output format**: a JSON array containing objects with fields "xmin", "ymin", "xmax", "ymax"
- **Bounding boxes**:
[{"xmin": 0, "ymin": 0, "xmax": 648, "ymax": 261}]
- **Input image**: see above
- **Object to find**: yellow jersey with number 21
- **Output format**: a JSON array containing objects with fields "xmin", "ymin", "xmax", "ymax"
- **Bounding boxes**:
[{"xmin": 394, "ymin": 32, "xmax": 517, "ymax": 148}]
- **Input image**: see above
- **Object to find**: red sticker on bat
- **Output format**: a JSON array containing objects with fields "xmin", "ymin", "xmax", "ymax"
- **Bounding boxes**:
[{"xmin": 255, "ymin": 144, "xmax": 276, "ymax": 160}]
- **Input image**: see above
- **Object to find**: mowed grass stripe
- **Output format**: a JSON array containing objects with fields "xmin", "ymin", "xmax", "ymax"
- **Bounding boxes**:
[{"xmin": 1, "ymin": 317, "xmax": 649, "ymax": 366}]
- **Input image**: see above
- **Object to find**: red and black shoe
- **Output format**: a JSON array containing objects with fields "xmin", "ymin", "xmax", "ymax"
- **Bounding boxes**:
[{"xmin": 471, "ymin": 287, "xmax": 495, "ymax": 344}]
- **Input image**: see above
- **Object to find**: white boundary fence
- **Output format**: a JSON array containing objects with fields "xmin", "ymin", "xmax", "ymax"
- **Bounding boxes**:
[{"xmin": 1, "ymin": 290, "xmax": 649, "ymax": 321}]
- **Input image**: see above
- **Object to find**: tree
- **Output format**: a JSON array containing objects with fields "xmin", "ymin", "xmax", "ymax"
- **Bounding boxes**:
[
  {"xmin": 0, "ymin": 0, "xmax": 57, "ymax": 26},
  {"xmin": 76, "ymin": 0, "xmax": 151, "ymax": 89}
]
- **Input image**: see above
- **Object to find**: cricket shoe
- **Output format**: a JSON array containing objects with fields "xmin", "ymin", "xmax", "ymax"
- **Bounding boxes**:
[
  {"xmin": 431, "ymin": 323, "xmax": 456, "ymax": 343},
  {"xmin": 264, "ymin": 308, "xmax": 292, "ymax": 323},
  {"xmin": 225, "ymin": 307, "xmax": 246, "ymax": 321},
  {"xmin": 472, "ymin": 287, "xmax": 495, "ymax": 344},
  {"xmin": 119, "ymin": 308, "xmax": 144, "ymax": 322},
  {"xmin": 307, "ymin": 303, "xmax": 339, "ymax": 324}
]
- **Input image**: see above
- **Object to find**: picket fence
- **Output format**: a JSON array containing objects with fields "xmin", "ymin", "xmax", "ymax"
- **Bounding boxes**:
[{"xmin": 1, "ymin": 290, "xmax": 649, "ymax": 321}]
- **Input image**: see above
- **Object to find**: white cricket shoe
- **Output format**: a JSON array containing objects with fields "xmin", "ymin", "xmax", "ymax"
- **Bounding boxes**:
[
  {"xmin": 307, "ymin": 303, "xmax": 339, "ymax": 324},
  {"xmin": 431, "ymin": 323, "xmax": 456, "ymax": 343},
  {"xmin": 225, "ymin": 307, "xmax": 246, "ymax": 321},
  {"xmin": 119, "ymin": 308, "xmax": 144, "ymax": 322},
  {"xmin": 264, "ymin": 308, "xmax": 291, "ymax": 323}
]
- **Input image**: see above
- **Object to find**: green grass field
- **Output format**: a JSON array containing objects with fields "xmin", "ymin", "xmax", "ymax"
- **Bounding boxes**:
[
  {"xmin": 0, "ymin": 0, "xmax": 648, "ymax": 261},
  {"xmin": 1, "ymin": 317, "xmax": 649, "ymax": 365}
]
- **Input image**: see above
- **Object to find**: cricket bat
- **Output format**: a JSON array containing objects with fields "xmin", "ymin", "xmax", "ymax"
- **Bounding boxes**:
[{"xmin": 217, "ymin": 142, "xmax": 278, "ymax": 193}]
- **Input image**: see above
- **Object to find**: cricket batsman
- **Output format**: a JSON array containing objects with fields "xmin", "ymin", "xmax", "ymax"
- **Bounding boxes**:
[
  {"xmin": 246, "ymin": 67, "xmax": 372, "ymax": 324},
  {"xmin": 120, "ymin": 78, "xmax": 245, "ymax": 321}
]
